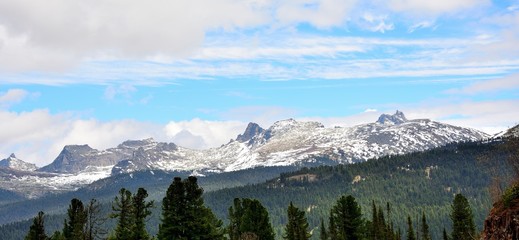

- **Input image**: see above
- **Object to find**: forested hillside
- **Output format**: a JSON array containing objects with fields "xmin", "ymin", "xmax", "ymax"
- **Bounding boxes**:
[{"xmin": 0, "ymin": 140, "xmax": 511, "ymax": 239}]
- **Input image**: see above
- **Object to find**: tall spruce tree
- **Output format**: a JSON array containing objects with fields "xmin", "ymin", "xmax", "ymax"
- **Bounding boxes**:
[
  {"xmin": 132, "ymin": 188, "xmax": 154, "ymax": 240},
  {"xmin": 63, "ymin": 198, "xmax": 87, "ymax": 240},
  {"xmin": 420, "ymin": 212, "xmax": 431, "ymax": 240},
  {"xmin": 319, "ymin": 218, "xmax": 328, "ymax": 240},
  {"xmin": 329, "ymin": 195, "xmax": 363, "ymax": 240},
  {"xmin": 110, "ymin": 188, "xmax": 133, "ymax": 240},
  {"xmin": 159, "ymin": 176, "xmax": 224, "ymax": 240},
  {"xmin": 406, "ymin": 216, "xmax": 416, "ymax": 240},
  {"xmin": 25, "ymin": 211, "xmax": 47, "ymax": 240},
  {"xmin": 442, "ymin": 228, "xmax": 449, "ymax": 240},
  {"xmin": 228, "ymin": 198, "xmax": 275, "ymax": 240},
  {"xmin": 283, "ymin": 202, "xmax": 311, "ymax": 240},
  {"xmin": 450, "ymin": 194, "xmax": 476, "ymax": 240}
]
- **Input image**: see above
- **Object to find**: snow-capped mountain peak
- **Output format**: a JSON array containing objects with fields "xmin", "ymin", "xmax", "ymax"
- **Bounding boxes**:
[
  {"xmin": 377, "ymin": 110, "xmax": 408, "ymax": 125},
  {"xmin": 0, "ymin": 153, "xmax": 37, "ymax": 171}
]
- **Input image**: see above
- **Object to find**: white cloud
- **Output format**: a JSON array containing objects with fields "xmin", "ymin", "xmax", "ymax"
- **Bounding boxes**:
[
  {"xmin": 104, "ymin": 84, "xmax": 137, "ymax": 100},
  {"xmin": 0, "ymin": 89, "xmax": 29, "ymax": 108},
  {"xmin": 445, "ymin": 72, "xmax": 519, "ymax": 94},
  {"xmin": 385, "ymin": 0, "xmax": 490, "ymax": 16},
  {"xmin": 275, "ymin": 0, "xmax": 357, "ymax": 28},
  {"xmin": 164, "ymin": 118, "xmax": 246, "ymax": 149}
]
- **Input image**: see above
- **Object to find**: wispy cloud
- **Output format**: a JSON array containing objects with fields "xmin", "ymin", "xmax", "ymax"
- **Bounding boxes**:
[{"xmin": 445, "ymin": 73, "xmax": 519, "ymax": 95}]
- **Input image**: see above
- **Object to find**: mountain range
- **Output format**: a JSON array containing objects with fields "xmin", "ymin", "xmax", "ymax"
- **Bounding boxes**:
[{"xmin": 0, "ymin": 111, "xmax": 489, "ymax": 198}]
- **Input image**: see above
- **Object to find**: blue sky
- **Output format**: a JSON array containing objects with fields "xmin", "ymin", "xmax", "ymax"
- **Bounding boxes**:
[{"xmin": 1, "ymin": 0, "xmax": 519, "ymax": 165}]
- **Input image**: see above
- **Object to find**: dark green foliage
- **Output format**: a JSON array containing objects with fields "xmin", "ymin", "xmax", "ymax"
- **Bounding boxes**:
[
  {"xmin": 228, "ymin": 198, "xmax": 275, "ymax": 240},
  {"xmin": 442, "ymin": 228, "xmax": 449, "ymax": 240},
  {"xmin": 132, "ymin": 188, "xmax": 154, "ymax": 240},
  {"xmin": 283, "ymin": 202, "xmax": 311, "ymax": 240},
  {"xmin": 502, "ymin": 183, "xmax": 519, "ymax": 208},
  {"xmin": 406, "ymin": 216, "xmax": 416, "ymax": 240},
  {"xmin": 63, "ymin": 198, "xmax": 87, "ymax": 240},
  {"xmin": 450, "ymin": 194, "xmax": 476, "ymax": 240},
  {"xmin": 110, "ymin": 188, "xmax": 133, "ymax": 240},
  {"xmin": 328, "ymin": 195, "xmax": 363, "ymax": 240},
  {"xmin": 158, "ymin": 176, "xmax": 224, "ymax": 240},
  {"xmin": 319, "ymin": 218, "xmax": 328, "ymax": 240},
  {"xmin": 25, "ymin": 211, "xmax": 47, "ymax": 240},
  {"xmin": 420, "ymin": 212, "xmax": 431, "ymax": 240}
]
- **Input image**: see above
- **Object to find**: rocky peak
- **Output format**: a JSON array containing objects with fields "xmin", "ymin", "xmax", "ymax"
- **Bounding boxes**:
[
  {"xmin": 62, "ymin": 144, "xmax": 95, "ymax": 154},
  {"xmin": 376, "ymin": 110, "xmax": 408, "ymax": 125},
  {"xmin": 0, "ymin": 154, "xmax": 37, "ymax": 171},
  {"xmin": 118, "ymin": 138, "xmax": 157, "ymax": 149},
  {"xmin": 504, "ymin": 124, "xmax": 519, "ymax": 138},
  {"xmin": 236, "ymin": 122, "xmax": 265, "ymax": 143}
]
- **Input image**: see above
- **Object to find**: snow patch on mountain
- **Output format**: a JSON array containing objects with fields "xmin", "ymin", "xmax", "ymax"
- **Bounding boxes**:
[{"xmin": 0, "ymin": 154, "xmax": 37, "ymax": 171}]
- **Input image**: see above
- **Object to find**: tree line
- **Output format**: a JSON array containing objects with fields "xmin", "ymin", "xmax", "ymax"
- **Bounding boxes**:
[{"xmin": 25, "ymin": 175, "xmax": 477, "ymax": 240}]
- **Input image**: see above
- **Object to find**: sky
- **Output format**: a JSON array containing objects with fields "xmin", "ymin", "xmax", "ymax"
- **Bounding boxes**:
[{"xmin": 1, "ymin": 0, "xmax": 519, "ymax": 166}]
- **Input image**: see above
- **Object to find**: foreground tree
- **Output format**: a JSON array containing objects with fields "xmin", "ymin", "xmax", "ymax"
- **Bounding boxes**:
[
  {"xmin": 63, "ymin": 198, "xmax": 87, "ymax": 240},
  {"xmin": 228, "ymin": 198, "xmax": 275, "ymax": 240},
  {"xmin": 451, "ymin": 194, "xmax": 476, "ymax": 240},
  {"xmin": 85, "ymin": 199, "xmax": 106, "ymax": 240},
  {"xmin": 110, "ymin": 188, "xmax": 133, "ymax": 240},
  {"xmin": 283, "ymin": 202, "xmax": 311, "ymax": 240},
  {"xmin": 132, "ymin": 188, "xmax": 154, "ymax": 240},
  {"xmin": 420, "ymin": 212, "xmax": 431, "ymax": 240},
  {"xmin": 406, "ymin": 216, "xmax": 416, "ymax": 240},
  {"xmin": 25, "ymin": 211, "xmax": 47, "ymax": 240},
  {"xmin": 319, "ymin": 218, "xmax": 328, "ymax": 240},
  {"xmin": 329, "ymin": 195, "xmax": 363, "ymax": 240},
  {"xmin": 159, "ymin": 176, "xmax": 224, "ymax": 240}
]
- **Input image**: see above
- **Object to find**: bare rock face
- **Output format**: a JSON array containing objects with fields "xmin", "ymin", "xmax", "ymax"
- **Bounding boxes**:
[{"xmin": 481, "ymin": 199, "xmax": 519, "ymax": 240}]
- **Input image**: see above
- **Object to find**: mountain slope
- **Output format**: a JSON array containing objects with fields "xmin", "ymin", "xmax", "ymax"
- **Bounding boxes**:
[
  {"xmin": 0, "ymin": 154, "xmax": 37, "ymax": 172},
  {"xmin": 113, "ymin": 111, "xmax": 488, "ymax": 173}
]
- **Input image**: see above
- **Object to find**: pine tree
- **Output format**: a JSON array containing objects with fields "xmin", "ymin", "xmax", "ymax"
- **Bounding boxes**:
[
  {"xmin": 132, "ymin": 188, "xmax": 154, "ymax": 240},
  {"xmin": 110, "ymin": 188, "xmax": 133, "ymax": 240},
  {"xmin": 442, "ymin": 228, "xmax": 449, "ymax": 240},
  {"xmin": 406, "ymin": 216, "xmax": 416, "ymax": 240},
  {"xmin": 159, "ymin": 176, "xmax": 224, "ymax": 240},
  {"xmin": 63, "ymin": 198, "xmax": 87, "ymax": 240},
  {"xmin": 283, "ymin": 202, "xmax": 311, "ymax": 240},
  {"xmin": 48, "ymin": 231, "xmax": 65, "ymax": 240},
  {"xmin": 319, "ymin": 218, "xmax": 328, "ymax": 240},
  {"xmin": 420, "ymin": 212, "xmax": 431, "ymax": 240},
  {"xmin": 329, "ymin": 195, "xmax": 363, "ymax": 240},
  {"xmin": 25, "ymin": 211, "xmax": 47, "ymax": 240},
  {"xmin": 370, "ymin": 201, "xmax": 379, "ymax": 240},
  {"xmin": 450, "ymin": 194, "xmax": 476, "ymax": 240},
  {"xmin": 84, "ymin": 199, "xmax": 106, "ymax": 240},
  {"xmin": 228, "ymin": 198, "xmax": 275, "ymax": 240}
]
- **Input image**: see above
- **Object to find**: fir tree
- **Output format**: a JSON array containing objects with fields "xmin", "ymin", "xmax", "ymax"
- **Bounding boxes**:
[
  {"xmin": 48, "ymin": 231, "xmax": 65, "ymax": 240},
  {"xmin": 25, "ymin": 211, "xmax": 47, "ymax": 240},
  {"xmin": 283, "ymin": 202, "xmax": 311, "ymax": 240},
  {"xmin": 450, "ymin": 194, "xmax": 476, "ymax": 240},
  {"xmin": 406, "ymin": 216, "xmax": 416, "ymax": 240},
  {"xmin": 228, "ymin": 198, "xmax": 275, "ymax": 240},
  {"xmin": 159, "ymin": 176, "xmax": 224, "ymax": 240},
  {"xmin": 420, "ymin": 212, "xmax": 431, "ymax": 240},
  {"xmin": 110, "ymin": 188, "xmax": 133, "ymax": 240},
  {"xmin": 132, "ymin": 188, "xmax": 154, "ymax": 240},
  {"xmin": 63, "ymin": 198, "xmax": 87, "ymax": 240},
  {"xmin": 329, "ymin": 195, "xmax": 363, "ymax": 240},
  {"xmin": 442, "ymin": 228, "xmax": 449, "ymax": 240},
  {"xmin": 319, "ymin": 218, "xmax": 328, "ymax": 240}
]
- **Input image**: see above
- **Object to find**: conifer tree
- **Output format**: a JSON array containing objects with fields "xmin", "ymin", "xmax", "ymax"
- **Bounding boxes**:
[
  {"xmin": 319, "ymin": 218, "xmax": 328, "ymax": 240},
  {"xmin": 63, "ymin": 198, "xmax": 87, "ymax": 240},
  {"xmin": 442, "ymin": 228, "xmax": 449, "ymax": 240},
  {"xmin": 25, "ymin": 211, "xmax": 47, "ymax": 240},
  {"xmin": 329, "ymin": 195, "xmax": 363, "ymax": 240},
  {"xmin": 420, "ymin": 212, "xmax": 431, "ymax": 240},
  {"xmin": 110, "ymin": 188, "xmax": 133, "ymax": 240},
  {"xmin": 132, "ymin": 188, "xmax": 154, "ymax": 240},
  {"xmin": 283, "ymin": 202, "xmax": 311, "ymax": 240},
  {"xmin": 228, "ymin": 198, "xmax": 275, "ymax": 240},
  {"xmin": 406, "ymin": 216, "xmax": 416, "ymax": 240},
  {"xmin": 159, "ymin": 176, "xmax": 224, "ymax": 240},
  {"xmin": 450, "ymin": 194, "xmax": 476, "ymax": 240},
  {"xmin": 48, "ymin": 231, "xmax": 65, "ymax": 240}
]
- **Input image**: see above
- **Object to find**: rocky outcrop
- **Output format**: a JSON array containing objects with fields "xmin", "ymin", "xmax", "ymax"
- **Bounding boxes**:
[{"xmin": 481, "ymin": 199, "xmax": 519, "ymax": 240}]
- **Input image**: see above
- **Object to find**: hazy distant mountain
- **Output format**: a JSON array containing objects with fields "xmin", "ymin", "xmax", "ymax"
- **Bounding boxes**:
[{"xmin": 0, "ymin": 154, "xmax": 37, "ymax": 172}]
